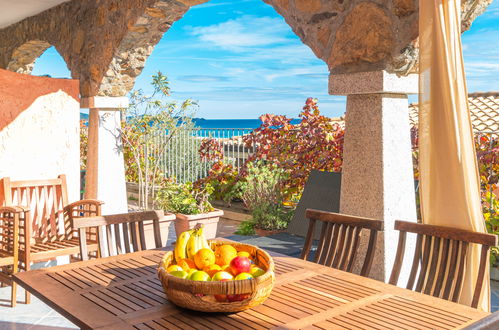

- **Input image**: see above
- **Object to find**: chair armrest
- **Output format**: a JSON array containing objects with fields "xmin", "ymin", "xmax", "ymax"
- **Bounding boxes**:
[
  {"xmin": 65, "ymin": 199, "xmax": 104, "ymax": 218},
  {"xmin": 0, "ymin": 206, "xmax": 29, "ymax": 213},
  {"xmin": 66, "ymin": 199, "xmax": 104, "ymax": 209}
]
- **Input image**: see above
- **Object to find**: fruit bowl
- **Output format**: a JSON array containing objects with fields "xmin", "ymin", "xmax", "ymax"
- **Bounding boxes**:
[{"xmin": 157, "ymin": 240, "xmax": 275, "ymax": 312}]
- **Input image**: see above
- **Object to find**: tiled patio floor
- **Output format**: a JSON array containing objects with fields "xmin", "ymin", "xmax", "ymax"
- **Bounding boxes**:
[{"xmin": 0, "ymin": 218, "xmax": 497, "ymax": 329}]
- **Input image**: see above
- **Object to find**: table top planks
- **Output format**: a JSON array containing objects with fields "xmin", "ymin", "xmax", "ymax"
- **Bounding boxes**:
[{"xmin": 13, "ymin": 244, "xmax": 489, "ymax": 330}]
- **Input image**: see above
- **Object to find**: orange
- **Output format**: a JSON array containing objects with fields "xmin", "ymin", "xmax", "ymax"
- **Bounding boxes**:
[
  {"xmin": 237, "ymin": 251, "xmax": 251, "ymax": 259},
  {"xmin": 215, "ymin": 245, "xmax": 238, "ymax": 266},
  {"xmin": 177, "ymin": 258, "xmax": 197, "ymax": 272},
  {"xmin": 203, "ymin": 264, "xmax": 222, "ymax": 277},
  {"xmin": 194, "ymin": 248, "xmax": 216, "ymax": 269},
  {"xmin": 221, "ymin": 264, "xmax": 233, "ymax": 275}
]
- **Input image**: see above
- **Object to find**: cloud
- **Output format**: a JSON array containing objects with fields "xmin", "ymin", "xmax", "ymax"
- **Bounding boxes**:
[
  {"xmin": 178, "ymin": 75, "xmax": 229, "ymax": 82},
  {"xmin": 262, "ymin": 66, "xmax": 327, "ymax": 82},
  {"xmin": 187, "ymin": 16, "xmax": 291, "ymax": 50}
]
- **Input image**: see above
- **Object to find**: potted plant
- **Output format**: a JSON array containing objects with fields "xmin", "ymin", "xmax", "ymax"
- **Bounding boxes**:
[
  {"xmin": 237, "ymin": 162, "xmax": 294, "ymax": 236},
  {"xmin": 155, "ymin": 181, "xmax": 223, "ymax": 239}
]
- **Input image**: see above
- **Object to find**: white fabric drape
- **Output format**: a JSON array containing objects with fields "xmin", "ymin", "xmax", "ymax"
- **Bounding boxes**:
[{"xmin": 419, "ymin": 0, "xmax": 489, "ymax": 311}]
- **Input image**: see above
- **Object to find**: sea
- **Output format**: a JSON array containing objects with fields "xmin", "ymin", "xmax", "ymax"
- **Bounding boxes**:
[{"xmin": 191, "ymin": 118, "xmax": 302, "ymax": 138}]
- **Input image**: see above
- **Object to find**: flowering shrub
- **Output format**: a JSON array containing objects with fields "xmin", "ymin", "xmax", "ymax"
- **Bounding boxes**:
[
  {"xmin": 197, "ymin": 98, "xmax": 344, "ymax": 203},
  {"xmin": 80, "ymin": 120, "xmax": 88, "ymax": 170},
  {"xmin": 243, "ymin": 97, "xmax": 344, "ymax": 201}
]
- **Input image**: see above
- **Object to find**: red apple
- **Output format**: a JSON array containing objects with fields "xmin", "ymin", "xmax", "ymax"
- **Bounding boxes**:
[
  {"xmin": 214, "ymin": 279, "xmax": 229, "ymax": 302},
  {"xmin": 227, "ymin": 294, "xmax": 250, "ymax": 302},
  {"xmin": 230, "ymin": 256, "xmax": 251, "ymax": 275}
]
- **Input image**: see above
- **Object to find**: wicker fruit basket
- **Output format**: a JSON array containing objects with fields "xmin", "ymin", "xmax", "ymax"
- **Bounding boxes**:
[{"xmin": 157, "ymin": 240, "xmax": 275, "ymax": 312}]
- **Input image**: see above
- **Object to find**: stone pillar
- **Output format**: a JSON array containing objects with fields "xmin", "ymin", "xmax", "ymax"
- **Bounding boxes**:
[
  {"xmin": 329, "ymin": 70, "xmax": 418, "ymax": 283},
  {"xmin": 82, "ymin": 96, "xmax": 128, "ymax": 215}
]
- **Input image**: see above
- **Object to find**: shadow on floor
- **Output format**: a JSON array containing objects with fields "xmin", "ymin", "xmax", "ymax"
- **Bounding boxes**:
[{"xmin": 0, "ymin": 322, "xmax": 74, "ymax": 330}]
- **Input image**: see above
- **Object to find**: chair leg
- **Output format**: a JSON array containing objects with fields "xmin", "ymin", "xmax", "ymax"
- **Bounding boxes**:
[
  {"xmin": 24, "ymin": 263, "xmax": 31, "ymax": 304},
  {"xmin": 11, "ymin": 282, "xmax": 17, "ymax": 308}
]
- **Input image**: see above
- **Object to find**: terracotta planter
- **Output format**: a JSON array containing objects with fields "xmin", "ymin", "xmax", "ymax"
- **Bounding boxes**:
[
  {"xmin": 174, "ymin": 209, "xmax": 224, "ymax": 240},
  {"xmin": 254, "ymin": 228, "xmax": 285, "ymax": 237},
  {"xmin": 143, "ymin": 212, "xmax": 175, "ymax": 249}
]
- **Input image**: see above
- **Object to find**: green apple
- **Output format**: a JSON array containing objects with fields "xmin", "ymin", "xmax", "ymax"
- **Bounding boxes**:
[
  {"xmin": 249, "ymin": 267, "xmax": 266, "ymax": 278},
  {"xmin": 189, "ymin": 270, "xmax": 211, "ymax": 281},
  {"xmin": 234, "ymin": 272, "xmax": 253, "ymax": 280},
  {"xmin": 212, "ymin": 271, "xmax": 234, "ymax": 281},
  {"xmin": 169, "ymin": 270, "xmax": 188, "ymax": 279}
]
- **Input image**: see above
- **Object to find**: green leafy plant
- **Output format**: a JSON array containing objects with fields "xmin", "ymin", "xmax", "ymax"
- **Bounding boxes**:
[
  {"xmin": 195, "ymin": 160, "xmax": 242, "ymax": 206},
  {"xmin": 155, "ymin": 181, "xmax": 214, "ymax": 215},
  {"xmin": 235, "ymin": 219, "xmax": 256, "ymax": 235},
  {"xmin": 239, "ymin": 162, "xmax": 293, "ymax": 231}
]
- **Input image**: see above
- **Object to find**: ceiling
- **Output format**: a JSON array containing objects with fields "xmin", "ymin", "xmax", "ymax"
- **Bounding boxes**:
[{"xmin": 0, "ymin": 0, "xmax": 69, "ymax": 29}]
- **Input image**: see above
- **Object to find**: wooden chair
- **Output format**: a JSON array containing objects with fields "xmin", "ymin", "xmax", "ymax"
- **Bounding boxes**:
[
  {"xmin": 389, "ymin": 220, "xmax": 498, "ymax": 308},
  {"xmin": 301, "ymin": 209, "xmax": 384, "ymax": 277},
  {"xmin": 0, "ymin": 175, "xmax": 103, "ymax": 302},
  {"xmin": 72, "ymin": 210, "xmax": 173, "ymax": 260},
  {"xmin": 463, "ymin": 311, "xmax": 499, "ymax": 329},
  {"xmin": 0, "ymin": 206, "xmax": 28, "ymax": 307}
]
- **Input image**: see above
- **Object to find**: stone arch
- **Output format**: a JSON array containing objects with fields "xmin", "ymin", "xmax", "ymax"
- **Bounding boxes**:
[
  {"xmin": 7, "ymin": 40, "xmax": 52, "ymax": 74},
  {"xmin": 97, "ymin": 0, "xmax": 422, "ymax": 97},
  {"xmin": 98, "ymin": 1, "xmax": 191, "ymax": 96}
]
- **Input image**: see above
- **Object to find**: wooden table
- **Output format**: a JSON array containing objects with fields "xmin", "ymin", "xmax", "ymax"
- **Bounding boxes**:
[{"xmin": 14, "ymin": 247, "xmax": 488, "ymax": 329}]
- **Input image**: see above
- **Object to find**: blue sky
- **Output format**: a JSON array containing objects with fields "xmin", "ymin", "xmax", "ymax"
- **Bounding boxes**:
[{"xmin": 32, "ymin": 0, "xmax": 499, "ymax": 119}]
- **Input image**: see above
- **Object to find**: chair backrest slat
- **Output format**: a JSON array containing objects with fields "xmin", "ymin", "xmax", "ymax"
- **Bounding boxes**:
[
  {"xmin": 152, "ymin": 218, "xmax": 162, "ymax": 248},
  {"xmin": 331, "ymin": 225, "xmax": 347, "ymax": 268},
  {"xmin": 389, "ymin": 220, "xmax": 497, "ymax": 308},
  {"xmin": 424, "ymin": 236, "xmax": 441, "ymax": 295},
  {"xmin": 302, "ymin": 209, "xmax": 384, "ymax": 277},
  {"xmin": 312, "ymin": 221, "xmax": 328, "ymax": 263},
  {"xmin": 122, "ymin": 222, "xmax": 131, "ymax": 254},
  {"xmin": 322, "ymin": 223, "xmax": 338, "ymax": 266},
  {"xmin": 346, "ymin": 226, "xmax": 362, "ymax": 272},
  {"xmin": 452, "ymin": 241, "xmax": 469, "ymax": 303},
  {"xmin": 106, "ymin": 225, "xmax": 115, "ymax": 256},
  {"xmin": 472, "ymin": 245, "xmax": 490, "ymax": 308},
  {"xmin": 139, "ymin": 221, "xmax": 147, "ymax": 250},
  {"xmin": 433, "ymin": 238, "xmax": 450, "ymax": 297},
  {"xmin": 442, "ymin": 239, "xmax": 460, "ymax": 300},
  {"xmin": 114, "ymin": 223, "xmax": 123, "ymax": 255},
  {"xmin": 73, "ymin": 210, "xmax": 167, "ymax": 260},
  {"xmin": 339, "ymin": 225, "xmax": 355, "ymax": 270}
]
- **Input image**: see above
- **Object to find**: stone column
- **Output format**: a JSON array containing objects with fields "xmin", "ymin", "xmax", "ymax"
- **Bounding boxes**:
[
  {"xmin": 82, "ymin": 96, "xmax": 128, "ymax": 215},
  {"xmin": 329, "ymin": 70, "xmax": 418, "ymax": 283}
]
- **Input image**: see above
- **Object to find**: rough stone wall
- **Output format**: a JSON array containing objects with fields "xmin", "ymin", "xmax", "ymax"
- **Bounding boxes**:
[
  {"xmin": 0, "ymin": 69, "xmax": 80, "ymax": 202},
  {"xmin": 98, "ymin": 1, "xmax": 190, "ymax": 96},
  {"xmin": 0, "ymin": 0, "xmax": 492, "ymax": 97},
  {"xmin": 265, "ymin": 0, "xmax": 491, "ymax": 75}
]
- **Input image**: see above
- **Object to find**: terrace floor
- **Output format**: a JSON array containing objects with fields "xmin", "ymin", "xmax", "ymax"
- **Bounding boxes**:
[{"xmin": 0, "ymin": 218, "xmax": 497, "ymax": 329}]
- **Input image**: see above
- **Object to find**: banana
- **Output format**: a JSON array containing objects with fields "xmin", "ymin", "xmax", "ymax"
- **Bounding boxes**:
[
  {"xmin": 186, "ymin": 229, "xmax": 201, "ymax": 259},
  {"xmin": 175, "ymin": 229, "xmax": 193, "ymax": 262},
  {"xmin": 198, "ymin": 226, "xmax": 210, "ymax": 250}
]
